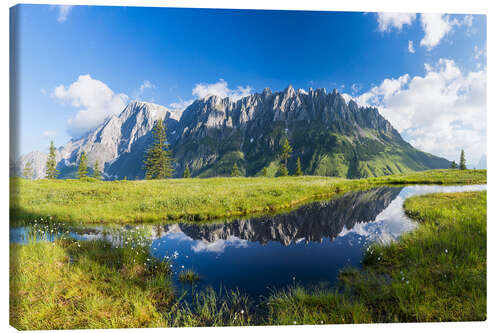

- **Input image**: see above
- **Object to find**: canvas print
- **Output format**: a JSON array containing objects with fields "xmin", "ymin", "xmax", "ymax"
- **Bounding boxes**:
[{"xmin": 9, "ymin": 4, "xmax": 487, "ymax": 330}]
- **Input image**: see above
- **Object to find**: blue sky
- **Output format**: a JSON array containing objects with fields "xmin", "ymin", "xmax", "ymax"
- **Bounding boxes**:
[{"xmin": 11, "ymin": 5, "xmax": 486, "ymax": 165}]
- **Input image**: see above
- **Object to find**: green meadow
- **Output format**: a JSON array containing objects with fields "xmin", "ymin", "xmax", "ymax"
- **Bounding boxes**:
[
  {"xmin": 9, "ymin": 169, "xmax": 487, "ymax": 328},
  {"xmin": 10, "ymin": 169, "xmax": 485, "ymax": 225},
  {"xmin": 10, "ymin": 189, "xmax": 487, "ymax": 328}
]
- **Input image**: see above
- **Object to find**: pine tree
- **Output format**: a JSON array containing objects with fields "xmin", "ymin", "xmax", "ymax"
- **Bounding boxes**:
[
  {"xmin": 277, "ymin": 137, "xmax": 293, "ymax": 177},
  {"xmin": 459, "ymin": 150, "xmax": 467, "ymax": 170},
  {"xmin": 45, "ymin": 141, "xmax": 59, "ymax": 179},
  {"xmin": 144, "ymin": 120, "xmax": 174, "ymax": 179},
  {"xmin": 23, "ymin": 161, "xmax": 33, "ymax": 179},
  {"xmin": 294, "ymin": 157, "xmax": 303, "ymax": 176},
  {"xmin": 93, "ymin": 160, "xmax": 101, "ymax": 179},
  {"xmin": 450, "ymin": 160, "xmax": 457, "ymax": 169},
  {"xmin": 183, "ymin": 165, "xmax": 191, "ymax": 178},
  {"xmin": 280, "ymin": 138, "xmax": 293, "ymax": 168},
  {"xmin": 77, "ymin": 152, "xmax": 88, "ymax": 179},
  {"xmin": 231, "ymin": 162, "xmax": 240, "ymax": 177}
]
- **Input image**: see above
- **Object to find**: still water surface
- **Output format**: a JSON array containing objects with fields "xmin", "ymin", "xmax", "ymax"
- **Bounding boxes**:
[{"xmin": 10, "ymin": 184, "xmax": 486, "ymax": 297}]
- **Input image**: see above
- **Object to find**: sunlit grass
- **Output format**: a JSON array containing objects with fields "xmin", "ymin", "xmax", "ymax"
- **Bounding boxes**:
[
  {"xmin": 10, "ymin": 169, "xmax": 486, "ymax": 224},
  {"xmin": 10, "ymin": 238, "xmax": 174, "ymax": 329},
  {"xmin": 267, "ymin": 285, "xmax": 371, "ymax": 325},
  {"xmin": 178, "ymin": 269, "xmax": 202, "ymax": 284},
  {"xmin": 266, "ymin": 190, "xmax": 486, "ymax": 324},
  {"xmin": 166, "ymin": 288, "xmax": 252, "ymax": 327},
  {"xmin": 10, "ymin": 224, "xmax": 253, "ymax": 329}
]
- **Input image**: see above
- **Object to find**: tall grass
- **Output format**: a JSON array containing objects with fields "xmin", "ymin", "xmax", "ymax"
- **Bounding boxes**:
[
  {"xmin": 178, "ymin": 269, "xmax": 202, "ymax": 284},
  {"xmin": 10, "ymin": 239, "xmax": 174, "ymax": 329},
  {"xmin": 10, "ymin": 169, "xmax": 486, "ymax": 224},
  {"xmin": 166, "ymin": 288, "xmax": 253, "ymax": 327},
  {"xmin": 10, "ymin": 224, "xmax": 254, "ymax": 329}
]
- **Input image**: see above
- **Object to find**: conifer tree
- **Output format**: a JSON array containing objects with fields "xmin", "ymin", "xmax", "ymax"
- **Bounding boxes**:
[
  {"xmin": 459, "ymin": 150, "xmax": 467, "ymax": 170},
  {"xmin": 277, "ymin": 137, "xmax": 292, "ymax": 176},
  {"xmin": 144, "ymin": 120, "xmax": 174, "ymax": 179},
  {"xmin": 23, "ymin": 161, "xmax": 33, "ymax": 179},
  {"xmin": 93, "ymin": 160, "xmax": 101, "ymax": 179},
  {"xmin": 294, "ymin": 157, "xmax": 303, "ymax": 176},
  {"xmin": 183, "ymin": 165, "xmax": 191, "ymax": 178},
  {"xmin": 231, "ymin": 162, "xmax": 240, "ymax": 177},
  {"xmin": 450, "ymin": 160, "xmax": 457, "ymax": 169},
  {"xmin": 280, "ymin": 138, "xmax": 292, "ymax": 168},
  {"xmin": 45, "ymin": 141, "xmax": 59, "ymax": 179},
  {"xmin": 77, "ymin": 152, "xmax": 88, "ymax": 179}
]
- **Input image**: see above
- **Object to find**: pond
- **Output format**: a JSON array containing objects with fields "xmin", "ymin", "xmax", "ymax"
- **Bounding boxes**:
[{"xmin": 10, "ymin": 184, "xmax": 486, "ymax": 298}]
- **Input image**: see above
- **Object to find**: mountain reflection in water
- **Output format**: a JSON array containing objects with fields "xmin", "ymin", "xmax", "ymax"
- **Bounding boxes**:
[{"xmin": 155, "ymin": 187, "xmax": 403, "ymax": 247}]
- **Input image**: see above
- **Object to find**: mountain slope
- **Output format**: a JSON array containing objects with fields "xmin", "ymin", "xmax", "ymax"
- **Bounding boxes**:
[{"xmin": 15, "ymin": 86, "xmax": 450, "ymax": 180}]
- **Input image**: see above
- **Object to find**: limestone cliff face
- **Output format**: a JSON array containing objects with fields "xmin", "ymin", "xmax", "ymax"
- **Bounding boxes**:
[{"xmin": 177, "ymin": 86, "xmax": 396, "ymax": 138}]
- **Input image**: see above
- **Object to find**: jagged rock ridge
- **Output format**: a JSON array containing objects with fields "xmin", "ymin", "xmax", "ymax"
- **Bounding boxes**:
[{"xmin": 173, "ymin": 85, "xmax": 450, "ymax": 178}]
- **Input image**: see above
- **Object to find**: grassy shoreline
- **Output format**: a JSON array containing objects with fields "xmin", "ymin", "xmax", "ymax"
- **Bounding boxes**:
[
  {"xmin": 10, "ymin": 235, "xmax": 253, "ymax": 329},
  {"xmin": 267, "ymin": 190, "xmax": 487, "ymax": 324},
  {"xmin": 10, "ymin": 190, "xmax": 487, "ymax": 328},
  {"xmin": 11, "ymin": 169, "xmax": 486, "ymax": 225}
]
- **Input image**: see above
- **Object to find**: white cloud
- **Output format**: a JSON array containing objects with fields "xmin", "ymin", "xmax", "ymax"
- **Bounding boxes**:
[
  {"xmin": 139, "ymin": 80, "xmax": 155, "ymax": 94},
  {"xmin": 192, "ymin": 79, "xmax": 252, "ymax": 101},
  {"xmin": 378, "ymin": 13, "xmax": 475, "ymax": 51},
  {"xmin": 473, "ymin": 45, "xmax": 484, "ymax": 60},
  {"xmin": 356, "ymin": 74, "xmax": 410, "ymax": 107},
  {"xmin": 169, "ymin": 99, "xmax": 194, "ymax": 110},
  {"xmin": 42, "ymin": 131, "xmax": 56, "ymax": 137},
  {"xmin": 133, "ymin": 80, "xmax": 156, "ymax": 100},
  {"xmin": 408, "ymin": 40, "xmax": 415, "ymax": 53},
  {"xmin": 191, "ymin": 236, "xmax": 248, "ymax": 253},
  {"xmin": 351, "ymin": 83, "xmax": 361, "ymax": 94},
  {"xmin": 341, "ymin": 92, "xmax": 355, "ymax": 104},
  {"xmin": 53, "ymin": 74, "xmax": 129, "ymax": 137},
  {"xmin": 419, "ymin": 14, "xmax": 455, "ymax": 50},
  {"xmin": 168, "ymin": 79, "xmax": 252, "ymax": 111},
  {"xmin": 463, "ymin": 15, "xmax": 474, "ymax": 28},
  {"xmin": 376, "ymin": 13, "xmax": 416, "ymax": 32},
  {"xmin": 349, "ymin": 59, "xmax": 486, "ymax": 166},
  {"xmin": 57, "ymin": 5, "xmax": 73, "ymax": 23}
]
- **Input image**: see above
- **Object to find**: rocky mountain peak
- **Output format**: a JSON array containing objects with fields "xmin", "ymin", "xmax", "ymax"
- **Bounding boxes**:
[{"xmin": 284, "ymin": 84, "xmax": 295, "ymax": 97}]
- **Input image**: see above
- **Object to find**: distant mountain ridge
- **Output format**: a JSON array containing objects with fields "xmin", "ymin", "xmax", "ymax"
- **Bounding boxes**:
[{"xmin": 14, "ymin": 86, "xmax": 450, "ymax": 179}]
